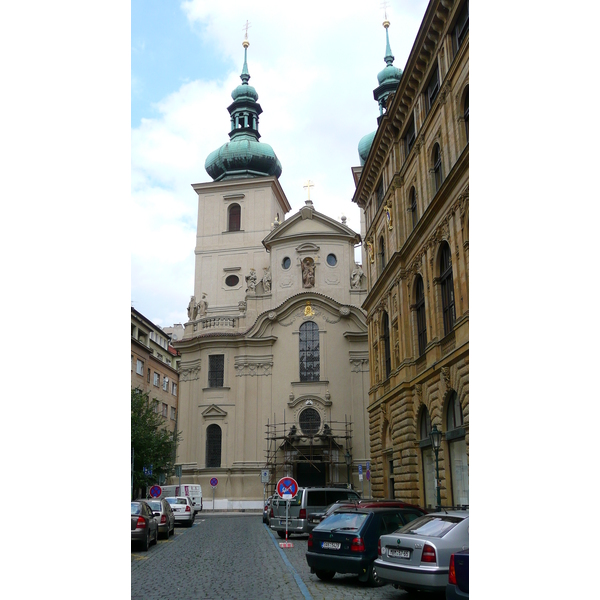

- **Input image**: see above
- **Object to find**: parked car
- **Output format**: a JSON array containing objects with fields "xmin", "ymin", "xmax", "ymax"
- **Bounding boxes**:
[
  {"xmin": 164, "ymin": 496, "xmax": 195, "ymax": 527},
  {"xmin": 270, "ymin": 487, "xmax": 361, "ymax": 538},
  {"xmin": 318, "ymin": 498, "xmax": 425, "ymax": 523},
  {"xmin": 374, "ymin": 510, "xmax": 469, "ymax": 593},
  {"xmin": 131, "ymin": 500, "xmax": 159, "ymax": 551},
  {"xmin": 147, "ymin": 497, "xmax": 175, "ymax": 539},
  {"xmin": 306, "ymin": 506, "xmax": 426, "ymax": 586},
  {"xmin": 447, "ymin": 548, "xmax": 469, "ymax": 599},
  {"xmin": 262, "ymin": 496, "xmax": 273, "ymax": 524}
]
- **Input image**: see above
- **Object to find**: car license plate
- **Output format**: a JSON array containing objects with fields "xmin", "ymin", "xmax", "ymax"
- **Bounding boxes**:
[
  {"xmin": 388, "ymin": 548, "xmax": 410, "ymax": 558},
  {"xmin": 280, "ymin": 520, "xmax": 288, "ymax": 526},
  {"xmin": 321, "ymin": 541, "xmax": 341, "ymax": 550}
]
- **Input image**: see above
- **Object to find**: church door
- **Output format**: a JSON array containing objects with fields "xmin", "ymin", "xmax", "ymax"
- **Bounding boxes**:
[{"xmin": 296, "ymin": 461, "xmax": 327, "ymax": 487}]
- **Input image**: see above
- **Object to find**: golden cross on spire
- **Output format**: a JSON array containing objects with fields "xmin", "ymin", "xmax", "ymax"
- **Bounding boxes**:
[
  {"xmin": 380, "ymin": 0, "xmax": 391, "ymax": 20},
  {"xmin": 303, "ymin": 180, "xmax": 314, "ymax": 201},
  {"xmin": 243, "ymin": 20, "xmax": 251, "ymax": 40}
]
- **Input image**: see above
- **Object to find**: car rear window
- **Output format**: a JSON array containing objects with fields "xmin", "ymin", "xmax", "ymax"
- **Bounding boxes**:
[
  {"xmin": 131, "ymin": 502, "xmax": 142, "ymax": 515},
  {"xmin": 316, "ymin": 511, "xmax": 367, "ymax": 532},
  {"xmin": 273, "ymin": 494, "xmax": 301, "ymax": 506},
  {"xmin": 326, "ymin": 490, "xmax": 360, "ymax": 504},
  {"xmin": 148, "ymin": 501, "xmax": 162, "ymax": 510},
  {"xmin": 397, "ymin": 515, "xmax": 464, "ymax": 538}
]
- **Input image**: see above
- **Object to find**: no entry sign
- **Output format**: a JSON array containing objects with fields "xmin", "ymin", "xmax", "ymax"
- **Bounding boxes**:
[
  {"xmin": 276, "ymin": 477, "xmax": 298, "ymax": 499},
  {"xmin": 149, "ymin": 485, "xmax": 162, "ymax": 498}
]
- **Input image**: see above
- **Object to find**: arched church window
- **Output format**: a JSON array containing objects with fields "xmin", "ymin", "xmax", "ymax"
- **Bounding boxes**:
[
  {"xmin": 382, "ymin": 311, "xmax": 391, "ymax": 379},
  {"xmin": 206, "ymin": 424, "xmax": 222, "ymax": 468},
  {"xmin": 440, "ymin": 242, "xmax": 456, "ymax": 335},
  {"xmin": 418, "ymin": 406, "xmax": 435, "ymax": 508},
  {"xmin": 415, "ymin": 276, "xmax": 427, "ymax": 356},
  {"xmin": 228, "ymin": 203, "xmax": 241, "ymax": 232},
  {"xmin": 299, "ymin": 407, "xmax": 321, "ymax": 436},
  {"xmin": 299, "ymin": 321, "xmax": 320, "ymax": 381}
]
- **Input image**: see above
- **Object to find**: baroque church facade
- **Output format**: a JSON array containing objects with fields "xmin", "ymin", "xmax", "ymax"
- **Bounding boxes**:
[{"xmin": 173, "ymin": 39, "xmax": 370, "ymax": 509}]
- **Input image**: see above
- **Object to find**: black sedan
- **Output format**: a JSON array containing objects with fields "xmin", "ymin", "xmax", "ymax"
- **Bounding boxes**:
[
  {"xmin": 306, "ymin": 506, "xmax": 425, "ymax": 586},
  {"xmin": 131, "ymin": 500, "xmax": 158, "ymax": 551}
]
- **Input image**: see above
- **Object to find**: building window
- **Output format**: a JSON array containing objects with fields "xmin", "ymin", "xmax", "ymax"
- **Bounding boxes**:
[
  {"xmin": 445, "ymin": 391, "xmax": 469, "ymax": 506},
  {"xmin": 208, "ymin": 355, "xmax": 224, "ymax": 388},
  {"xmin": 463, "ymin": 86, "xmax": 469, "ymax": 142},
  {"xmin": 426, "ymin": 63, "xmax": 440, "ymax": 113},
  {"xmin": 419, "ymin": 407, "xmax": 435, "ymax": 508},
  {"xmin": 147, "ymin": 368, "xmax": 151, "ymax": 383},
  {"xmin": 415, "ymin": 276, "xmax": 427, "ymax": 356},
  {"xmin": 153, "ymin": 400, "xmax": 159, "ymax": 413},
  {"xmin": 225, "ymin": 274, "xmax": 239, "ymax": 287},
  {"xmin": 282, "ymin": 256, "xmax": 291, "ymax": 270},
  {"xmin": 170, "ymin": 407, "xmax": 176, "ymax": 421},
  {"xmin": 376, "ymin": 180, "xmax": 384, "ymax": 208},
  {"xmin": 131, "ymin": 355, "xmax": 133, "ymax": 371},
  {"xmin": 161, "ymin": 403, "xmax": 168, "ymax": 418},
  {"xmin": 440, "ymin": 242, "xmax": 456, "ymax": 335},
  {"xmin": 206, "ymin": 424, "xmax": 222, "ymax": 468},
  {"xmin": 136, "ymin": 359, "xmax": 144, "ymax": 375},
  {"xmin": 171, "ymin": 382, "xmax": 177, "ymax": 396},
  {"xmin": 409, "ymin": 187, "xmax": 417, "ymax": 230},
  {"xmin": 299, "ymin": 407, "xmax": 321, "ymax": 436},
  {"xmin": 433, "ymin": 144, "xmax": 443, "ymax": 193},
  {"xmin": 326, "ymin": 253, "xmax": 337, "ymax": 266},
  {"xmin": 378, "ymin": 236, "xmax": 385, "ymax": 276},
  {"xmin": 382, "ymin": 311, "xmax": 391, "ymax": 379},
  {"xmin": 405, "ymin": 113, "xmax": 416, "ymax": 154},
  {"xmin": 299, "ymin": 321, "xmax": 320, "ymax": 381},
  {"xmin": 153, "ymin": 372, "xmax": 160, "ymax": 387},
  {"xmin": 228, "ymin": 203, "xmax": 241, "ymax": 231},
  {"xmin": 162, "ymin": 377, "xmax": 168, "ymax": 391},
  {"xmin": 453, "ymin": 0, "xmax": 469, "ymax": 55}
]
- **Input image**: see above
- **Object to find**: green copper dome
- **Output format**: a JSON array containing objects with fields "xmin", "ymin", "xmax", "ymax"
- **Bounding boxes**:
[
  {"xmin": 205, "ymin": 40, "xmax": 282, "ymax": 182},
  {"xmin": 357, "ymin": 21, "xmax": 402, "ymax": 166}
]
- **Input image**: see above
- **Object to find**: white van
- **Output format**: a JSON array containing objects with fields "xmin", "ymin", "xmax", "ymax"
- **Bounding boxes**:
[{"xmin": 155, "ymin": 484, "xmax": 203, "ymax": 514}]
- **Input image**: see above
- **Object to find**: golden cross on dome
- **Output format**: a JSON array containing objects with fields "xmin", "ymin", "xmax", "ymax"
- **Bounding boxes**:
[
  {"xmin": 303, "ymin": 180, "xmax": 314, "ymax": 201},
  {"xmin": 380, "ymin": 0, "xmax": 390, "ymax": 20}
]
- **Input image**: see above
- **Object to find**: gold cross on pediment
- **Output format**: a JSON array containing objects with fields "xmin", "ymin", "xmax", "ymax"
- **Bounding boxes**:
[{"xmin": 303, "ymin": 180, "xmax": 314, "ymax": 201}]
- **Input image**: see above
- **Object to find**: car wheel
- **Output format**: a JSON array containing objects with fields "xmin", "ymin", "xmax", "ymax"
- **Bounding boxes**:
[
  {"xmin": 315, "ymin": 570, "xmax": 336, "ymax": 581},
  {"xmin": 277, "ymin": 531, "xmax": 287, "ymax": 539},
  {"xmin": 367, "ymin": 563, "xmax": 385, "ymax": 587}
]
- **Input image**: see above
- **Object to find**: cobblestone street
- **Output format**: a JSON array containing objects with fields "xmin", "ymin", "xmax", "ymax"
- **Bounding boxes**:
[{"xmin": 131, "ymin": 513, "xmax": 443, "ymax": 600}]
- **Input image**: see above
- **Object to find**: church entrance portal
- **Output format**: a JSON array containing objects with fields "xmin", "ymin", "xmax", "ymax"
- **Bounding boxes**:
[{"xmin": 296, "ymin": 461, "xmax": 327, "ymax": 487}]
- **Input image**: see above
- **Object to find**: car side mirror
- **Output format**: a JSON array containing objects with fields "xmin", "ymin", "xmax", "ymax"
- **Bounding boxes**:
[{"xmin": 153, "ymin": 512, "xmax": 160, "ymax": 516}]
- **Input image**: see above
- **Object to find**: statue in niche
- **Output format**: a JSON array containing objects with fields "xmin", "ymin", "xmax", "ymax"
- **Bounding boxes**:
[
  {"xmin": 262, "ymin": 267, "xmax": 272, "ymax": 292},
  {"xmin": 301, "ymin": 257, "xmax": 315, "ymax": 288},
  {"xmin": 351, "ymin": 263, "xmax": 364, "ymax": 289},
  {"xmin": 197, "ymin": 293, "xmax": 208, "ymax": 317},
  {"xmin": 246, "ymin": 268, "xmax": 257, "ymax": 292},
  {"xmin": 187, "ymin": 296, "xmax": 198, "ymax": 321}
]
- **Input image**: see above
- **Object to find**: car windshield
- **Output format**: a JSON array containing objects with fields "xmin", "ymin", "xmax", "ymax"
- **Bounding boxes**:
[
  {"xmin": 397, "ymin": 515, "xmax": 464, "ymax": 538},
  {"xmin": 315, "ymin": 512, "xmax": 367, "ymax": 532},
  {"xmin": 148, "ymin": 501, "xmax": 162, "ymax": 510},
  {"xmin": 131, "ymin": 502, "xmax": 142, "ymax": 515}
]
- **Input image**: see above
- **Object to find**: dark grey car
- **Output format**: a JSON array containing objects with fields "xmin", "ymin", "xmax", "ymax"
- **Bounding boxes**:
[
  {"xmin": 131, "ymin": 500, "xmax": 158, "ymax": 551},
  {"xmin": 147, "ymin": 498, "xmax": 175, "ymax": 539}
]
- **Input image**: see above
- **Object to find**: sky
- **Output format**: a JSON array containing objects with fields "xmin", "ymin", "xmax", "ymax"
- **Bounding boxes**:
[{"xmin": 131, "ymin": 0, "xmax": 430, "ymax": 328}]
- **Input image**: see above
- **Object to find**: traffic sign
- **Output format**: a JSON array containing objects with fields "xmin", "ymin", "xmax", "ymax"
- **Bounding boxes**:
[
  {"xmin": 366, "ymin": 469, "xmax": 371, "ymax": 481},
  {"xmin": 210, "ymin": 477, "xmax": 218, "ymax": 488},
  {"xmin": 261, "ymin": 469, "xmax": 270, "ymax": 483},
  {"xmin": 358, "ymin": 464, "xmax": 363, "ymax": 475},
  {"xmin": 276, "ymin": 477, "xmax": 298, "ymax": 499},
  {"xmin": 149, "ymin": 485, "xmax": 162, "ymax": 498}
]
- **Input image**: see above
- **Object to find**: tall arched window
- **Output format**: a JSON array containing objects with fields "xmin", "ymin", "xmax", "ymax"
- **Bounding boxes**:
[
  {"xmin": 299, "ymin": 321, "xmax": 320, "ymax": 381},
  {"xmin": 415, "ymin": 276, "xmax": 427, "ymax": 356},
  {"xmin": 228, "ymin": 203, "xmax": 241, "ymax": 232},
  {"xmin": 445, "ymin": 391, "xmax": 468, "ymax": 506},
  {"xmin": 409, "ymin": 187, "xmax": 417, "ymax": 230},
  {"xmin": 382, "ymin": 311, "xmax": 391, "ymax": 379},
  {"xmin": 440, "ymin": 243, "xmax": 456, "ymax": 335},
  {"xmin": 433, "ymin": 144, "xmax": 442, "ymax": 193},
  {"xmin": 206, "ymin": 424, "xmax": 222, "ymax": 468},
  {"xmin": 463, "ymin": 86, "xmax": 469, "ymax": 143},
  {"xmin": 418, "ymin": 407, "xmax": 435, "ymax": 508},
  {"xmin": 378, "ymin": 236, "xmax": 386, "ymax": 275}
]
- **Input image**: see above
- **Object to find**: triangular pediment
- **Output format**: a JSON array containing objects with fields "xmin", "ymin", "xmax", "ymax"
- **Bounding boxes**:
[
  {"xmin": 263, "ymin": 206, "xmax": 360, "ymax": 250},
  {"xmin": 201, "ymin": 404, "xmax": 228, "ymax": 419}
]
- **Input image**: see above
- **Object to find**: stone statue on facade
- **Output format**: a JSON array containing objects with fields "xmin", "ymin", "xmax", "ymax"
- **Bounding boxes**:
[
  {"xmin": 301, "ymin": 258, "xmax": 315, "ymax": 288},
  {"xmin": 197, "ymin": 293, "xmax": 208, "ymax": 317},
  {"xmin": 246, "ymin": 268, "xmax": 257, "ymax": 292},
  {"xmin": 187, "ymin": 295, "xmax": 198, "ymax": 321},
  {"xmin": 351, "ymin": 263, "xmax": 364, "ymax": 289},
  {"xmin": 262, "ymin": 267, "xmax": 272, "ymax": 293}
]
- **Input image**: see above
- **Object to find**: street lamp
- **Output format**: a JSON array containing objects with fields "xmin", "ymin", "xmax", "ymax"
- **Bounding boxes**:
[
  {"xmin": 429, "ymin": 424, "xmax": 442, "ymax": 508},
  {"xmin": 345, "ymin": 450, "xmax": 352, "ymax": 487}
]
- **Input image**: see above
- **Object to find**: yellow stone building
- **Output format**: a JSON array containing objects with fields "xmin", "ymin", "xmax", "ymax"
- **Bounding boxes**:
[{"xmin": 352, "ymin": 0, "xmax": 469, "ymax": 508}]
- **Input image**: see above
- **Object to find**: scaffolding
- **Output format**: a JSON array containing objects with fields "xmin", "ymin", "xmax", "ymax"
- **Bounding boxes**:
[{"xmin": 264, "ymin": 413, "xmax": 353, "ymax": 497}]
